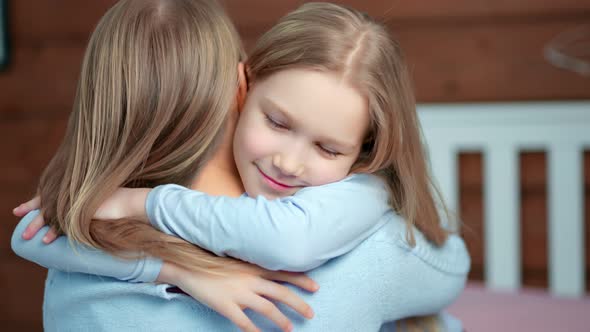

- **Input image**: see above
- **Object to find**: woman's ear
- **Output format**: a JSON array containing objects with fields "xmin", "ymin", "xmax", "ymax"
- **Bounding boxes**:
[{"xmin": 236, "ymin": 62, "xmax": 248, "ymax": 112}]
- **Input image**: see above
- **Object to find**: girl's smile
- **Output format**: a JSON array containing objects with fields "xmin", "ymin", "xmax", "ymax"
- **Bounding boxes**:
[{"xmin": 256, "ymin": 165, "xmax": 297, "ymax": 193}]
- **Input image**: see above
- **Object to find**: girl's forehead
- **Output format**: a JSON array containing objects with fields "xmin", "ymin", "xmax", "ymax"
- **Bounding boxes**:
[
  {"xmin": 249, "ymin": 68, "xmax": 370, "ymax": 147},
  {"xmin": 253, "ymin": 68, "xmax": 357, "ymax": 102}
]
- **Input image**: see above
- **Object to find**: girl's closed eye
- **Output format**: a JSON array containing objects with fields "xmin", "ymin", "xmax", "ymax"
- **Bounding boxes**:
[
  {"xmin": 265, "ymin": 114, "xmax": 289, "ymax": 130},
  {"xmin": 317, "ymin": 144, "xmax": 341, "ymax": 158}
]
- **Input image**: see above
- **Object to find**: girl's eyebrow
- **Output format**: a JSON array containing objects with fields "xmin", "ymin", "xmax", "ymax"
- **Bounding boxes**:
[
  {"xmin": 262, "ymin": 97, "xmax": 294, "ymax": 122},
  {"xmin": 263, "ymin": 97, "xmax": 358, "ymax": 151}
]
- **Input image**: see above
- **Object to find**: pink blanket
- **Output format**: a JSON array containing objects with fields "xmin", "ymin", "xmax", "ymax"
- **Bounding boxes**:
[{"xmin": 447, "ymin": 283, "xmax": 590, "ymax": 331}]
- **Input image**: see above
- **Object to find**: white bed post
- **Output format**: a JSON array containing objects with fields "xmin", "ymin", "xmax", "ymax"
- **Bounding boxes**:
[
  {"xmin": 484, "ymin": 144, "xmax": 521, "ymax": 291},
  {"xmin": 428, "ymin": 141, "xmax": 459, "ymax": 229},
  {"xmin": 548, "ymin": 145, "xmax": 585, "ymax": 297},
  {"xmin": 419, "ymin": 101, "xmax": 589, "ymax": 297}
]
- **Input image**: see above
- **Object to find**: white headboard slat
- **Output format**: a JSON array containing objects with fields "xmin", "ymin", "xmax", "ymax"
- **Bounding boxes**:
[
  {"xmin": 549, "ymin": 146, "xmax": 585, "ymax": 297},
  {"xmin": 428, "ymin": 143, "xmax": 459, "ymax": 220},
  {"xmin": 419, "ymin": 101, "xmax": 589, "ymax": 297},
  {"xmin": 484, "ymin": 145, "xmax": 521, "ymax": 290}
]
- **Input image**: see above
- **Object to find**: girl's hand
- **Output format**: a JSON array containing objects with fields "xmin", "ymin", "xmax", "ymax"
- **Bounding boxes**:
[
  {"xmin": 13, "ymin": 188, "xmax": 150, "ymax": 244},
  {"xmin": 13, "ymin": 196, "xmax": 41, "ymax": 216},
  {"xmin": 159, "ymin": 262, "xmax": 319, "ymax": 332},
  {"xmin": 13, "ymin": 197, "xmax": 59, "ymax": 244}
]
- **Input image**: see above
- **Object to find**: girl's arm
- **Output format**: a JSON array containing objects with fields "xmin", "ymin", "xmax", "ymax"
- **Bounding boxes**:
[
  {"xmin": 11, "ymin": 210, "xmax": 161, "ymax": 282},
  {"xmin": 141, "ymin": 174, "xmax": 391, "ymax": 271},
  {"xmin": 11, "ymin": 210, "xmax": 318, "ymax": 332}
]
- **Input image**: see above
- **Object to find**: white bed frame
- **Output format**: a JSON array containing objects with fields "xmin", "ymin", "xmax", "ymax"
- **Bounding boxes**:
[{"xmin": 418, "ymin": 101, "xmax": 589, "ymax": 298}]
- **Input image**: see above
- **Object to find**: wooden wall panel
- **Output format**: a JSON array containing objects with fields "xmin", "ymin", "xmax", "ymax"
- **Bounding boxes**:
[
  {"xmin": 12, "ymin": 0, "xmax": 590, "ymax": 43},
  {"xmin": 3, "ymin": 1, "xmax": 589, "ymax": 112},
  {"xmin": 225, "ymin": 0, "xmax": 590, "ymax": 30},
  {"xmin": 0, "ymin": 116, "xmax": 66, "ymax": 331},
  {"xmin": 458, "ymin": 153, "xmax": 484, "ymax": 281},
  {"xmin": 0, "ymin": 118, "xmax": 67, "ymax": 252},
  {"xmin": 396, "ymin": 20, "xmax": 590, "ymax": 101},
  {"xmin": 10, "ymin": 0, "xmax": 117, "ymax": 44},
  {"xmin": 520, "ymin": 153, "xmax": 549, "ymax": 289},
  {"xmin": 0, "ymin": 260, "xmax": 45, "ymax": 331},
  {"xmin": 0, "ymin": 47, "xmax": 85, "ymax": 115}
]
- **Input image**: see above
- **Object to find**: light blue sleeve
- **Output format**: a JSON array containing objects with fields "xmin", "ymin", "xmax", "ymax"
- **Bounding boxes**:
[
  {"xmin": 11, "ymin": 210, "xmax": 163, "ymax": 283},
  {"xmin": 146, "ymin": 173, "xmax": 391, "ymax": 271},
  {"xmin": 374, "ymin": 218, "xmax": 470, "ymax": 324}
]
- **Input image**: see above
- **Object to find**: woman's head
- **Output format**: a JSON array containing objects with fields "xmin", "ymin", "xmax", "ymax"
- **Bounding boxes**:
[
  {"xmin": 240, "ymin": 2, "xmax": 449, "ymax": 244},
  {"xmin": 39, "ymin": 0, "xmax": 244, "ymax": 268},
  {"xmin": 72, "ymin": 0, "xmax": 243, "ymax": 190}
]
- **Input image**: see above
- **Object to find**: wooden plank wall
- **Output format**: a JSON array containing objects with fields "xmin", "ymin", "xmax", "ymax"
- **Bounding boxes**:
[{"xmin": 0, "ymin": 0, "xmax": 588, "ymax": 330}]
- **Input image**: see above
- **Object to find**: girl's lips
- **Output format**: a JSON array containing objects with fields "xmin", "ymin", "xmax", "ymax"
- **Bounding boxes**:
[{"xmin": 256, "ymin": 167, "xmax": 295, "ymax": 191}]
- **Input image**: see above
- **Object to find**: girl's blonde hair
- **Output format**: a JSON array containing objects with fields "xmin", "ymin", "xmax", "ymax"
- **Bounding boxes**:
[
  {"xmin": 247, "ymin": 2, "xmax": 451, "ymax": 247},
  {"xmin": 38, "ymin": 0, "xmax": 244, "ymax": 271},
  {"xmin": 247, "ymin": 5, "xmax": 451, "ymax": 330}
]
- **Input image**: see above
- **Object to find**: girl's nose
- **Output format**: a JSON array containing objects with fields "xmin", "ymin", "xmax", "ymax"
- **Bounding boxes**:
[{"xmin": 272, "ymin": 154, "xmax": 304, "ymax": 177}]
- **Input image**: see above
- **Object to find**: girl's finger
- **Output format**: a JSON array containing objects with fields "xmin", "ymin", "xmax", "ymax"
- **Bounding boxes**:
[
  {"xmin": 43, "ymin": 227, "xmax": 59, "ymax": 244},
  {"xmin": 13, "ymin": 196, "xmax": 41, "ymax": 216},
  {"xmin": 22, "ymin": 213, "xmax": 45, "ymax": 240},
  {"xmin": 221, "ymin": 304, "xmax": 260, "ymax": 332},
  {"xmin": 244, "ymin": 295, "xmax": 292, "ymax": 332},
  {"xmin": 256, "ymin": 280, "xmax": 314, "ymax": 320},
  {"xmin": 267, "ymin": 271, "xmax": 319, "ymax": 293}
]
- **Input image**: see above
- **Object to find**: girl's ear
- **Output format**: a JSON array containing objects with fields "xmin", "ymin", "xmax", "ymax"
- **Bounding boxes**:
[{"xmin": 236, "ymin": 62, "xmax": 248, "ymax": 112}]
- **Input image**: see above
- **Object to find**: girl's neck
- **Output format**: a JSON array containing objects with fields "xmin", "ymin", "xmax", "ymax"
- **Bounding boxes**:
[{"xmin": 190, "ymin": 109, "xmax": 244, "ymax": 197}]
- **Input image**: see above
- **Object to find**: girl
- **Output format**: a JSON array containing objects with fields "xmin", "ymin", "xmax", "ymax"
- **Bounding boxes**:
[{"xmin": 13, "ymin": 1, "xmax": 469, "ymax": 331}]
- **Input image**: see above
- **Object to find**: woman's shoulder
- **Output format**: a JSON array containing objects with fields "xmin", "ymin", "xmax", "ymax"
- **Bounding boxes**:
[
  {"xmin": 304, "ymin": 212, "xmax": 470, "ymax": 323},
  {"xmin": 352, "ymin": 212, "xmax": 471, "ymax": 276}
]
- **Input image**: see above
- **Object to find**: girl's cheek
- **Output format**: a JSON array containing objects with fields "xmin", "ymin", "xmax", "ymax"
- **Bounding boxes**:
[
  {"xmin": 242, "ymin": 126, "xmax": 277, "ymax": 159},
  {"xmin": 308, "ymin": 160, "xmax": 351, "ymax": 186}
]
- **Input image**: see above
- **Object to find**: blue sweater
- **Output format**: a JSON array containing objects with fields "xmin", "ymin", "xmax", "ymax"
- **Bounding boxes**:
[
  {"xmin": 12, "ymin": 174, "xmax": 470, "ymax": 331},
  {"xmin": 145, "ymin": 174, "xmax": 392, "ymax": 271}
]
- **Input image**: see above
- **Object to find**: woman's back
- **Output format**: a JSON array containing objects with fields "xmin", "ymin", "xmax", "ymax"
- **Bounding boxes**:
[{"xmin": 43, "ymin": 211, "xmax": 469, "ymax": 331}]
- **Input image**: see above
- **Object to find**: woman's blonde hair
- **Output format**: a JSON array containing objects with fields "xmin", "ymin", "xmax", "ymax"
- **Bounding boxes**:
[
  {"xmin": 38, "ymin": 0, "xmax": 244, "ymax": 271},
  {"xmin": 247, "ymin": 2, "xmax": 451, "ymax": 246}
]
